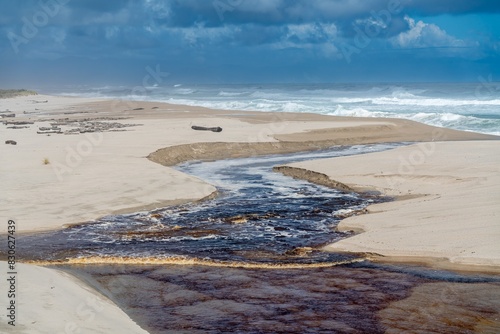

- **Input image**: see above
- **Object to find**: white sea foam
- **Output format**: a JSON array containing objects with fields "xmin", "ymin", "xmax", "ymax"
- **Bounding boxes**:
[
  {"xmin": 174, "ymin": 88, "xmax": 196, "ymax": 95},
  {"xmin": 218, "ymin": 91, "xmax": 248, "ymax": 97},
  {"xmin": 330, "ymin": 105, "xmax": 387, "ymax": 118},
  {"xmin": 48, "ymin": 83, "xmax": 500, "ymax": 135},
  {"xmin": 371, "ymin": 97, "xmax": 500, "ymax": 106}
]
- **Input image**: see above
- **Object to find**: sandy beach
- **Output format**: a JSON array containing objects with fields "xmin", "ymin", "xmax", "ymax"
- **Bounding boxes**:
[
  {"xmin": 282, "ymin": 141, "xmax": 500, "ymax": 272},
  {"xmin": 0, "ymin": 262, "xmax": 148, "ymax": 334},
  {"xmin": 2, "ymin": 94, "xmax": 494, "ymax": 234},
  {"xmin": 1, "ymin": 94, "xmax": 499, "ymax": 332}
]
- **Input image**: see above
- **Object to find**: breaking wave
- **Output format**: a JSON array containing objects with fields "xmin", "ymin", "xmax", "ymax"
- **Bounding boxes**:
[{"xmin": 45, "ymin": 82, "xmax": 500, "ymax": 135}]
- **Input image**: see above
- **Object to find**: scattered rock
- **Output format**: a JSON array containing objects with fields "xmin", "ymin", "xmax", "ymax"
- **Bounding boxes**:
[
  {"xmin": 7, "ymin": 126, "xmax": 29, "ymax": 129},
  {"xmin": 5, "ymin": 140, "xmax": 17, "ymax": 145},
  {"xmin": 33, "ymin": 119, "xmax": 142, "ymax": 135},
  {"xmin": 284, "ymin": 247, "xmax": 314, "ymax": 256},
  {"xmin": 224, "ymin": 215, "xmax": 248, "ymax": 224},
  {"xmin": 3, "ymin": 120, "xmax": 34, "ymax": 125},
  {"xmin": 223, "ymin": 212, "xmax": 280, "ymax": 224},
  {"xmin": 63, "ymin": 111, "xmax": 93, "ymax": 115},
  {"xmin": 39, "ymin": 126, "xmax": 61, "ymax": 131},
  {"xmin": 191, "ymin": 125, "xmax": 223, "ymax": 132},
  {"xmin": 37, "ymin": 130, "xmax": 62, "ymax": 134}
]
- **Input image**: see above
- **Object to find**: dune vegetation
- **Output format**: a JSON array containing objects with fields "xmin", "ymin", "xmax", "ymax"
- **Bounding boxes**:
[{"xmin": 0, "ymin": 89, "xmax": 38, "ymax": 99}]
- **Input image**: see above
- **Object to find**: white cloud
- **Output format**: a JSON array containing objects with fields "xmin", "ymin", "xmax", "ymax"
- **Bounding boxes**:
[
  {"xmin": 286, "ymin": 23, "xmax": 337, "ymax": 42},
  {"xmin": 105, "ymin": 26, "xmax": 119, "ymax": 39},
  {"xmin": 287, "ymin": 23, "xmax": 320, "ymax": 41},
  {"xmin": 81, "ymin": 8, "xmax": 131, "ymax": 26},
  {"xmin": 273, "ymin": 23, "xmax": 339, "ymax": 56},
  {"xmin": 176, "ymin": 24, "xmax": 240, "ymax": 47},
  {"xmin": 391, "ymin": 16, "xmax": 466, "ymax": 48},
  {"xmin": 51, "ymin": 28, "xmax": 67, "ymax": 45},
  {"xmin": 144, "ymin": 0, "xmax": 171, "ymax": 19},
  {"xmin": 238, "ymin": 0, "xmax": 285, "ymax": 13}
]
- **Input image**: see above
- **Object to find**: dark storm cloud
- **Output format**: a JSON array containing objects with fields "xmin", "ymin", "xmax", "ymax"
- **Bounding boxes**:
[
  {"xmin": 146, "ymin": 0, "xmax": 398, "ymax": 28},
  {"xmin": 138, "ymin": 0, "xmax": 500, "ymax": 28},
  {"xmin": 0, "ymin": 0, "xmax": 496, "ymax": 44},
  {"xmin": 0, "ymin": 0, "xmax": 499, "ymax": 85},
  {"xmin": 3, "ymin": 0, "xmax": 497, "ymax": 29},
  {"xmin": 404, "ymin": 0, "xmax": 500, "ymax": 16},
  {"xmin": 68, "ymin": 0, "xmax": 131, "ymax": 12}
]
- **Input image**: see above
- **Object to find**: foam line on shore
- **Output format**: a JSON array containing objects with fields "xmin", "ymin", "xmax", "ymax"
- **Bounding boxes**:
[{"xmin": 25, "ymin": 256, "xmax": 366, "ymax": 269}]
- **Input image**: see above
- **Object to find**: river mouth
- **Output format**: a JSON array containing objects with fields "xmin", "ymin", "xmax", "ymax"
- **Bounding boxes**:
[
  {"xmin": 6, "ymin": 143, "xmax": 500, "ymax": 333},
  {"xmin": 14, "ymin": 144, "xmax": 398, "ymax": 266}
]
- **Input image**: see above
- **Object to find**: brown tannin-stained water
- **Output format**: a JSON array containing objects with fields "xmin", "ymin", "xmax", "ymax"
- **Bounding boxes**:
[
  {"xmin": 7, "ymin": 144, "xmax": 500, "ymax": 333},
  {"xmin": 64, "ymin": 264, "xmax": 500, "ymax": 334},
  {"xmin": 67, "ymin": 264, "xmax": 424, "ymax": 334}
]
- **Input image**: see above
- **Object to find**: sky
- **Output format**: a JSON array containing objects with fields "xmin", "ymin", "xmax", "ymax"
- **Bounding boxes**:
[{"xmin": 0, "ymin": 0, "xmax": 499, "ymax": 87}]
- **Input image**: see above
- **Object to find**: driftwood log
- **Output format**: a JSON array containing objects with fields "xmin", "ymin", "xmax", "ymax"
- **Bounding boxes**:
[
  {"xmin": 5, "ymin": 140, "xmax": 17, "ymax": 145},
  {"xmin": 37, "ymin": 130, "xmax": 62, "ymax": 134},
  {"xmin": 191, "ymin": 125, "xmax": 222, "ymax": 132}
]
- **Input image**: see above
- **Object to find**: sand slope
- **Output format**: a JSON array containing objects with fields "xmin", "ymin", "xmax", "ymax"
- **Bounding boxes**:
[
  {"xmin": 285, "ymin": 141, "xmax": 500, "ymax": 270},
  {"xmin": 0, "ymin": 261, "xmax": 148, "ymax": 333}
]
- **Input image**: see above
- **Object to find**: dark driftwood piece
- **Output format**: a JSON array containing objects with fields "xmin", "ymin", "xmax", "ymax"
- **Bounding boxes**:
[
  {"xmin": 5, "ymin": 140, "xmax": 17, "ymax": 145},
  {"xmin": 191, "ymin": 125, "xmax": 223, "ymax": 132}
]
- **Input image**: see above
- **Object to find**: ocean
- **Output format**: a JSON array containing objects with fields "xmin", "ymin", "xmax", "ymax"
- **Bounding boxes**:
[{"xmin": 47, "ymin": 82, "xmax": 500, "ymax": 135}]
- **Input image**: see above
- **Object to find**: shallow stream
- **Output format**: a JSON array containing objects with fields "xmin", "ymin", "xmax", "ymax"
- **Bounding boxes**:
[
  {"xmin": 16, "ymin": 144, "xmax": 398, "ymax": 265},
  {"xmin": 9, "ymin": 144, "xmax": 500, "ymax": 333}
]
